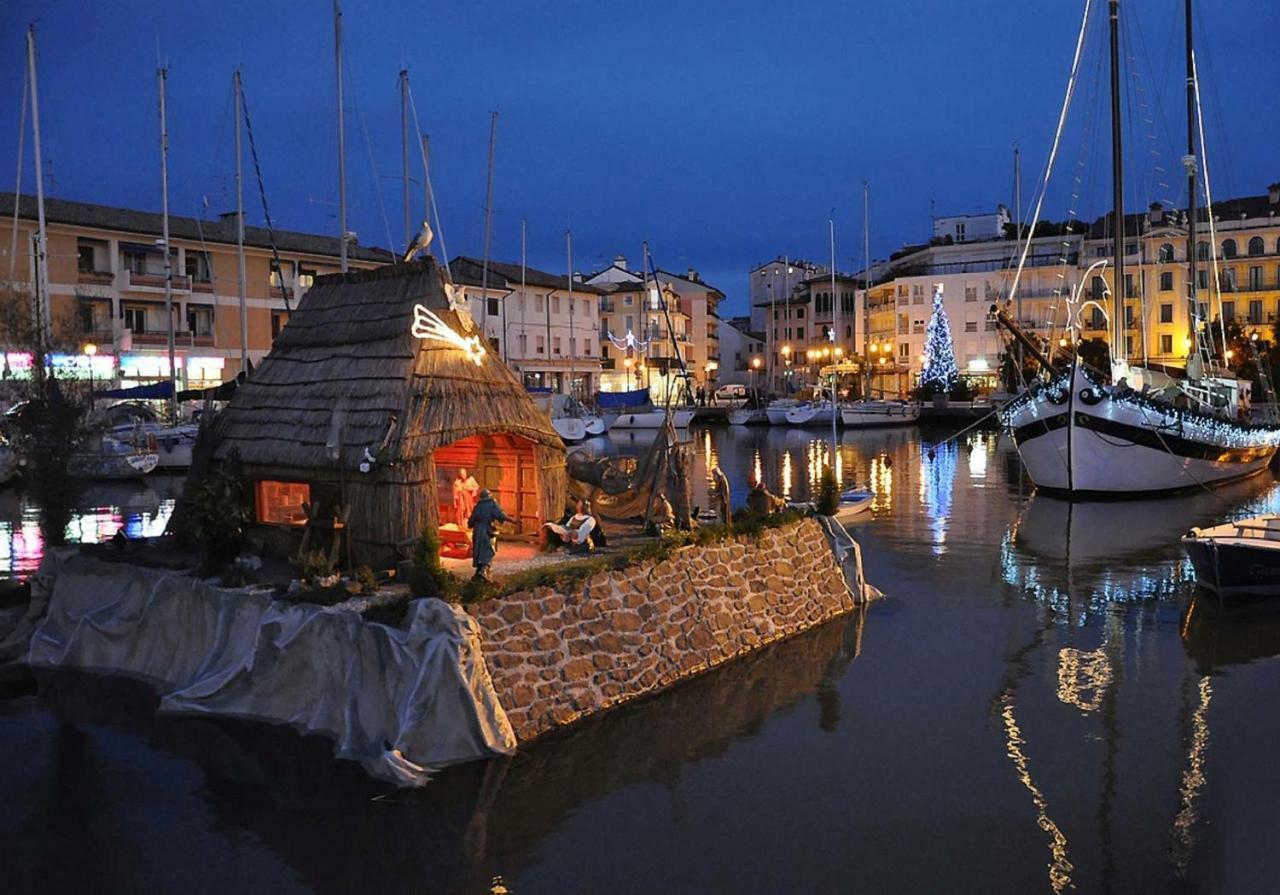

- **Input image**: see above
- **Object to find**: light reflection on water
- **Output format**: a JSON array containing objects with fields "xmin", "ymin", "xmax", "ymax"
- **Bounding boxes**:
[
  {"xmin": 7, "ymin": 427, "xmax": 1280, "ymax": 893},
  {"xmin": 0, "ymin": 480, "xmax": 178, "ymax": 580}
]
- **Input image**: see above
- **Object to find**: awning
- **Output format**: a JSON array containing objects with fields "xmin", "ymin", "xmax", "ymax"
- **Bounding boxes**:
[{"xmin": 94, "ymin": 380, "xmax": 174, "ymax": 400}]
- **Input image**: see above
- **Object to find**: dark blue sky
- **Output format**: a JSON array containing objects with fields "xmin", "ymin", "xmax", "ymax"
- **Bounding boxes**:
[{"xmin": 3, "ymin": 0, "xmax": 1277, "ymax": 314}]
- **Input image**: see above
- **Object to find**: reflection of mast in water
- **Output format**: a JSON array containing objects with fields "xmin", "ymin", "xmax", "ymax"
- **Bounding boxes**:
[
  {"xmin": 999, "ymin": 690, "xmax": 1074, "ymax": 894},
  {"xmin": 868, "ymin": 453, "xmax": 893, "ymax": 512},
  {"xmin": 919, "ymin": 442, "xmax": 957, "ymax": 555},
  {"xmin": 1169, "ymin": 676, "xmax": 1212, "ymax": 879},
  {"xmin": 816, "ymin": 605, "xmax": 868, "ymax": 733},
  {"xmin": 781, "ymin": 450, "xmax": 793, "ymax": 499}
]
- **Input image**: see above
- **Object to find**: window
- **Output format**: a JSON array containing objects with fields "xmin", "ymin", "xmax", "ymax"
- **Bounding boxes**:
[
  {"xmin": 955, "ymin": 222, "xmax": 966, "ymax": 242},
  {"xmin": 1223, "ymin": 239, "xmax": 1238, "ymax": 259},
  {"xmin": 964, "ymin": 321, "xmax": 978, "ymax": 333},
  {"xmin": 187, "ymin": 306, "xmax": 214, "ymax": 336},
  {"xmin": 1222, "ymin": 268, "xmax": 1237, "ymax": 292},
  {"xmin": 1095, "ymin": 246, "xmax": 1108, "ymax": 258},
  {"xmin": 552, "ymin": 296, "xmax": 561, "ymax": 314},
  {"xmin": 122, "ymin": 305, "xmax": 147, "ymax": 333},
  {"xmin": 1249, "ymin": 300, "xmax": 1263, "ymax": 324},
  {"xmin": 796, "ymin": 326, "xmax": 805, "ymax": 339},
  {"xmin": 185, "ymin": 251, "xmax": 211, "ymax": 283},
  {"xmin": 1158, "ymin": 243, "xmax": 1175, "ymax": 263},
  {"xmin": 1159, "ymin": 271, "xmax": 1173, "ymax": 291},
  {"xmin": 964, "ymin": 286, "xmax": 977, "ymax": 302},
  {"xmin": 584, "ymin": 339, "xmax": 592, "ymax": 356},
  {"xmin": 1090, "ymin": 307, "xmax": 1106, "ymax": 330},
  {"xmin": 845, "ymin": 325, "xmax": 852, "ymax": 338},
  {"xmin": 1091, "ymin": 276, "xmax": 1107, "ymax": 300},
  {"xmin": 518, "ymin": 332, "xmax": 528, "ymax": 355},
  {"xmin": 796, "ymin": 308, "xmax": 805, "ymax": 319},
  {"xmin": 77, "ymin": 243, "xmax": 95, "ymax": 273},
  {"xmin": 271, "ymin": 312, "xmax": 285, "ymax": 339},
  {"xmin": 1223, "ymin": 300, "xmax": 1236, "ymax": 322},
  {"xmin": 1125, "ymin": 242, "xmax": 1137, "ymax": 256},
  {"xmin": 536, "ymin": 335, "xmax": 546, "ymax": 355},
  {"xmin": 123, "ymin": 250, "xmax": 148, "ymax": 275},
  {"xmin": 898, "ymin": 314, "xmax": 909, "ymax": 334},
  {"xmin": 899, "ymin": 343, "xmax": 910, "ymax": 359},
  {"xmin": 1160, "ymin": 303, "xmax": 1174, "ymax": 323},
  {"xmin": 1196, "ymin": 241, "xmax": 1211, "ymax": 262},
  {"xmin": 1249, "ymin": 236, "xmax": 1265, "ymax": 256},
  {"xmin": 1124, "ymin": 274, "xmax": 1135, "ymax": 298},
  {"xmin": 773, "ymin": 310, "xmax": 779, "ymax": 320},
  {"xmin": 1125, "ymin": 336, "xmax": 1134, "ymax": 355},
  {"xmin": 1124, "ymin": 305, "xmax": 1135, "ymax": 327},
  {"xmin": 623, "ymin": 295, "xmax": 633, "ymax": 307},
  {"xmin": 553, "ymin": 336, "xmax": 562, "ymax": 355},
  {"xmin": 78, "ymin": 301, "xmax": 95, "ymax": 333},
  {"xmin": 1197, "ymin": 270, "xmax": 1208, "ymax": 290},
  {"xmin": 1249, "ymin": 266, "xmax": 1263, "ymax": 291},
  {"xmin": 297, "ymin": 267, "xmax": 316, "ymax": 289},
  {"xmin": 486, "ymin": 298, "xmax": 499, "ymax": 317},
  {"xmin": 535, "ymin": 294, "xmax": 545, "ymax": 314},
  {"xmin": 255, "ymin": 480, "xmax": 310, "ymax": 526},
  {"xmin": 1160, "ymin": 334, "xmax": 1173, "ymax": 354}
]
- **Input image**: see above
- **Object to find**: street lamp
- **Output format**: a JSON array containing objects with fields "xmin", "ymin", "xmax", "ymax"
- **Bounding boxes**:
[
  {"xmin": 83, "ymin": 342, "xmax": 97, "ymax": 402},
  {"xmin": 624, "ymin": 356, "xmax": 634, "ymax": 390}
]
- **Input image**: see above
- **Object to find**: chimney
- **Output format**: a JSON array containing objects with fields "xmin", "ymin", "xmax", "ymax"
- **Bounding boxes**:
[
  {"xmin": 613, "ymin": 254, "xmax": 628, "ymax": 271},
  {"xmin": 687, "ymin": 267, "xmax": 699, "ymax": 283},
  {"xmin": 1269, "ymin": 183, "xmax": 1280, "ymax": 205},
  {"xmin": 1149, "ymin": 201, "xmax": 1163, "ymax": 224},
  {"xmin": 219, "ymin": 210, "xmax": 242, "ymax": 226}
]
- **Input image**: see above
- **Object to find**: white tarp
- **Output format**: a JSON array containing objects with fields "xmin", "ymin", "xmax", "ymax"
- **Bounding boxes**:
[{"xmin": 26, "ymin": 551, "xmax": 516, "ymax": 786}]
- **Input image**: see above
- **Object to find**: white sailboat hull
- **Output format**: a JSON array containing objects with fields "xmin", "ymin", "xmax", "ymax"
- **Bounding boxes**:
[
  {"xmin": 1005, "ymin": 364, "xmax": 1280, "ymax": 497},
  {"xmin": 785, "ymin": 403, "xmax": 838, "ymax": 426},
  {"xmin": 610, "ymin": 408, "xmax": 695, "ymax": 429},
  {"xmin": 727, "ymin": 408, "xmax": 768, "ymax": 425},
  {"xmin": 841, "ymin": 401, "xmax": 920, "ymax": 428},
  {"xmin": 765, "ymin": 400, "xmax": 799, "ymax": 425},
  {"xmin": 552, "ymin": 418, "xmax": 589, "ymax": 443}
]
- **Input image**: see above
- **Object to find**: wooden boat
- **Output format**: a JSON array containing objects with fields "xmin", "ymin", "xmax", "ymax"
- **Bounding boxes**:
[{"xmin": 841, "ymin": 400, "xmax": 920, "ymax": 428}]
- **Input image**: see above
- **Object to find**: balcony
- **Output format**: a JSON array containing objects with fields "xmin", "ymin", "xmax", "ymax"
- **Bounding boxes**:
[
  {"xmin": 127, "ymin": 328, "xmax": 215, "ymax": 349},
  {"xmin": 191, "ymin": 277, "xmax": 214, "ymax": 293},
  {"xmin": 124, "ymin": 270, "xmax": 190, "ymax": 292},
  {"xmin": 599, "ymin": 299, "xmax": 616, "ymax": 313},
  {"xmin": 77, "ymin": 269, "xmax": 114, "ymax": 286}
]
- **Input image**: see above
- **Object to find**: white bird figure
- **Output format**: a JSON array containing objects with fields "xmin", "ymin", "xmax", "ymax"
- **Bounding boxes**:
[
  {"xmin": 412, "ymin": 303, "xmax": 486, "ymax": 366},
  {"xmin": 403, "ymin": 220, "xmax": 434, "ymax": 262},
  {"xmin": 443, "ymin": 281, "xmax": 475, "ymax": 332}
]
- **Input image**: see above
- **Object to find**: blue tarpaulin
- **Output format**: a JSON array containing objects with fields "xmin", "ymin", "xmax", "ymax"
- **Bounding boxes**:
[
  {"xmin": 595, "ymin": 388, "xmax": 652, "ymax": 409},
  {"xmin": 94, "ymin": 380, "xmax": 175, "ymax": 400}
]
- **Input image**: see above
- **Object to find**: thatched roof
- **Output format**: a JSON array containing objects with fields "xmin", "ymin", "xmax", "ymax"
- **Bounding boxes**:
[{"xmin": 213, "ymin": 258, "xmax": 564, "ymax": 472}]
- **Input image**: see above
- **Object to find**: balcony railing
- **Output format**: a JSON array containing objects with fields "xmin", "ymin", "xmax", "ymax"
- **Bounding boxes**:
[
  {"xmin": 77, "ymin": 269, "xmax": 114, "ymax": 286},
  {"xmin": 190, "ymin": 277, "xmax": 214, "ymax": 293},
  {"xmin": 125, "ymin": 270, "xmax": 191, "ymax": 291}
]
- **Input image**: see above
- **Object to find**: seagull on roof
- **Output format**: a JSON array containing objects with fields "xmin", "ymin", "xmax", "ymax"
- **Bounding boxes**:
[{"xmin": 403, "ymin": 220, "xmax": 434, "ymax": 262}]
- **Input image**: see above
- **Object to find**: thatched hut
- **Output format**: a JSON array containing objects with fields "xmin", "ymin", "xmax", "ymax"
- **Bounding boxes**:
[{"xmin": 210, "ymin": 258, "xmax": 567, "ymax": 565}]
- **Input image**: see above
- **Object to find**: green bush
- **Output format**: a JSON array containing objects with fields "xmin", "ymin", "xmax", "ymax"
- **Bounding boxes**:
[
  {"xmin": 408, "ymin": 524, "xmax": 459, "ymax": 601},
  {"xmin": 815, "ymin": 467, "xmax": 839, "ymax": 516},
  {"xmin": 352, "ymin": 565, "xmax": 378, "ymax": 594},
  {"xmin": 186, "ymin": 469, "xmax": 249, "ymax": 569},
  {"xmin": 293, "ymin": 549, "xmax": 336, "ymax": 584}
]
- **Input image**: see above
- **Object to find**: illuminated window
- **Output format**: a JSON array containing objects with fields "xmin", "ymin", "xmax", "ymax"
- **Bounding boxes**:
[{"xmin": 255, "ymin": 480, "xmax": 310, "ymax": 526}]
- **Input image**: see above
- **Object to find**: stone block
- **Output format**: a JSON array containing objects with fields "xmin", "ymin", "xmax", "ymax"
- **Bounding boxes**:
[
  {"xmin": 613, "ymin": 611, "xmax": 643, "ymax": 632},
  {"xmin": 562, "ymin": 657, "xmax": 594, "ymax": 681}
]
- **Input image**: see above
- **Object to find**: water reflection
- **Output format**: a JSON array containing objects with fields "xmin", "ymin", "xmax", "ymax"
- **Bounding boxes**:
[
  {"xmin": 0, "ymin": 480, "xmax": 179, "ymax": 580},
  {"xmin": 919, "ymin": 441, "xmax": 957, "ymax": 554}
]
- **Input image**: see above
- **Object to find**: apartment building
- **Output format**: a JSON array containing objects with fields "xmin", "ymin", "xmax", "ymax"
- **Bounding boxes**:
[
  {"xmin": 717, "ymin": 316, "xmax": 765, "ymax": 387},
  {"xmin": 587, "ymin": 257, "xmax": 722, "ymax": 395},
  {"xmin": 748, "ymin": 256, "xmax": 829, "ymax": 332},
  {"xmin": 0, "ymin": 193, "xmax": 390, "ymax": 389},
  {"xmin": 448, "ymin": 256, "xmax": 603, "ymax": 398}
]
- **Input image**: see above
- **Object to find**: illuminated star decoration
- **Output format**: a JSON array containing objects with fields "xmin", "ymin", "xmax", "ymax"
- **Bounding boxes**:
[
  {"xmin": 412, "ymin": 304, "xmax": 486, "ymax": 366},
  {"xmin": 607, "ymin": 329, "xmax": 650, "ymax": 352}
]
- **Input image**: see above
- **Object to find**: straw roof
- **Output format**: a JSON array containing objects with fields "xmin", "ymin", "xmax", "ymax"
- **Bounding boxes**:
[{"xmin": 213, "ymin": 257, "xmax": 564, "ymax": 473}]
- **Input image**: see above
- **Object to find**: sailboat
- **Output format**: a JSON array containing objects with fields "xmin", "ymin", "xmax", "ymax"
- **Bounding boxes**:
[{"xmin": 998, "ymin": 0, "xmax": 1280, "ymax": 497}]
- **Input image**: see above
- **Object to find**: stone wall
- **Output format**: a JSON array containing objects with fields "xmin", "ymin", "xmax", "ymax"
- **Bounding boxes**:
[{"xmin": 469, "ymin": 517, "xmax": 859, "ymax": 743}]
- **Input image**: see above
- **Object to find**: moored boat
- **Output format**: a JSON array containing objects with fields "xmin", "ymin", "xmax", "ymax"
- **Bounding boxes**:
[
  {"xmin": 785, "ymin": 401, "xmax": 838, "ymax": 427},
  {"xmin": 765, "ymin": 398, "xmax": 800, "ymax": 426},
  {"xmin": 727, "ymin": 407, "xmax": 768, "ymax": 426},
  {"xmin": 841, "ymin": 400, "xmax": 920, "ymax": 428},
  {"xmin": 1183, "ymin": 515, "xmax": 1280, "ymax": 602},
  {"xmin": 70, "ymin": 437, "xmax": 159, "ymax": 480}
]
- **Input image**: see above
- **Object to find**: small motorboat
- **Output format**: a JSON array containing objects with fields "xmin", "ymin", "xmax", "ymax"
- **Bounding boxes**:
[
  {"xmin": 102, "ymin": 402, "xmax": 197, "ymax": 470},
  {"xmin": 727, "ymin": 407, "xmax": 768, "ymax": 426},
  {"xmin": 833, "ymin": 489, "xmax": 874, "ymax": 523},
  {"xmin": 841, "ymin": 400, "xmax": 920, "ymax": 428},
  {"xmin": 611, "ymin": 407, "xmax": 695, "ymax": 429},
  {"xmin": 70, "ymin": 436, "xmax": 160, "ymax": 480},
  {"xmin": 1182, "ymin": 515, "xmax": 1280, "ymax": 601}
]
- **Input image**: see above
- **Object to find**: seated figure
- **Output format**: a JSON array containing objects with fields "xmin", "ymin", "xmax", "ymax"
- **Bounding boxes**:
[
  {"xmin": 544, "ymin": 499, "xmax": 601, "ymax": 553},
  {"xmin": 745, "ymin": 475, "xmax": 785, "ymax": 516}
]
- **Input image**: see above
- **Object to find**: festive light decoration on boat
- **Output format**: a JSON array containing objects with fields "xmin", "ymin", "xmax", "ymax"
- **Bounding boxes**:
[
  {"xmin": 607, "ymin": 329, "xmax": 650, "ymax": 352},
  {"xmin": 411, "ymin": 304, "xmax": 486, "ymax": 365},
  {"xmin": 921, "ymin": 284, "xmax": 958, "ymax": 393}
]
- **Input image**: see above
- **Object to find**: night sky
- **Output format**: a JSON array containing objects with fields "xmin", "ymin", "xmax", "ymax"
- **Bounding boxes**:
[{"xmin": 2, "ymin": 0, "xmax": 1276, "ymax": 314}]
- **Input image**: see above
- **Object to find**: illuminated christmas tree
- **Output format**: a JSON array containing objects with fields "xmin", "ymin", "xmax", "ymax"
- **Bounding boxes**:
[{"xmin": 920, "ymin": 284, "xmax": 958, "ymax": 394}]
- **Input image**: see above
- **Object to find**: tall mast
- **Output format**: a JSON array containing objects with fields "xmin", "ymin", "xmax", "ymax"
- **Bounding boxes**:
[
  {"xmin": 567, "ymin": 228, "xmax": 575, "ymax": 397},
  {"xmin": 863, "ymin": 180, "xmax": 871, "ymax": 398},
  {"xmin": 420, "ymin": 134, "xmax": 431, "ymax": 242},
  {"xmin": 158, "ymin": 65, "xmax": 177, "ymax": 419},
  {"xmin": 1014, "ymin": 144, "xmax": 1024, "ymax": 373},
  {"xmin": 234, "ymin": 70, "xmax": 248, "ymax": 376},
  {"xmin": 1183, "ymin": 0, "xmax": 1199, "ymax": 369},
  {"xmin": 481, "ymin": 111, "xmax": 498, "ymax": 357},
  {"xmin": 26, "ymin": 26, "xmax": 50, "ymax": 368},
  {"xmin": 334, "ymin": 0, "xmax": 348, "ymax": 272},
  {"xmin": 1108, "ymin": 0, "xmax": 1125, "ymax": 366},
  {"xmin": 828, "ymin": 216, "xmax": 839, "ymax": 459},
  {"xmin": 520, "ymin": 217, "xmax": 527, "ymax": 370},
  {"xmin": 399, "ymin": 69, "xmax": 410, "ymax": 254}
]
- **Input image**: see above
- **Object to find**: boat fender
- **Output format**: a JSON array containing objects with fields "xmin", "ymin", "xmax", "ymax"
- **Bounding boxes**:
[
  {"xmin": 1046, "ymin": 388, "xmax": 1069, "ymax": 406},
  {"xmin": 1079, "ymin": 388, "xmax": 1103, "ymax": 406},
  {"xmin": 147, "ymin": 433, "xmax": 158, "ymax": 452}
]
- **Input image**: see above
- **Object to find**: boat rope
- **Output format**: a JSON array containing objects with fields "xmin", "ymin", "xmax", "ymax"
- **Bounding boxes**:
[
  {"xmin": 343, "ymin": 56, "xmax": 396, "ymax": 256},
  {"xmin": 8, "ymin": 61, "xmax": 27, "ymax": 280},
  {"xmin": 1192, "ymin": 51, "xmax": 1227, "ymax": 363},
  {"xmin": 404, "ymin": 82, "xmax": 449, "ymax": 273},
  {"xmin": 239, "ymin": 80, "xmax": 291, "ymax": 312},
  {"xmin": 1007, "ymin": 0, "xmax": 1095, "ymax": 310}
]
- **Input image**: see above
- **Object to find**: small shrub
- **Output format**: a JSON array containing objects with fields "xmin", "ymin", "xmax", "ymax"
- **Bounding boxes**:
[
  {"xmin": 352, "ymin": 565, "xmax": 378, "ymax": 594},
  {"xmin": 186, "ymin": 469, "xmax": 249, "ymax": 568},
  {"xmin": 408, "ymin": 524, "xmax": 459, "ymax": 601},
  {"xmin": 362, "ymin": 594, "xmax": 412, "ymax": 628},
  {"xmin": 815, "ymin": 467, "xmax": 839, "ymax": 516},
  {"xmin": 293, "ymin": 549, "xmax": 336, "ymax": 584}
]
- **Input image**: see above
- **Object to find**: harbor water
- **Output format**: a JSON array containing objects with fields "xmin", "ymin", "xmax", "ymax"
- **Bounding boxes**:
[{"xmin": 4, "ymin": 424, "xmax": 1280, "ymax": 893}]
